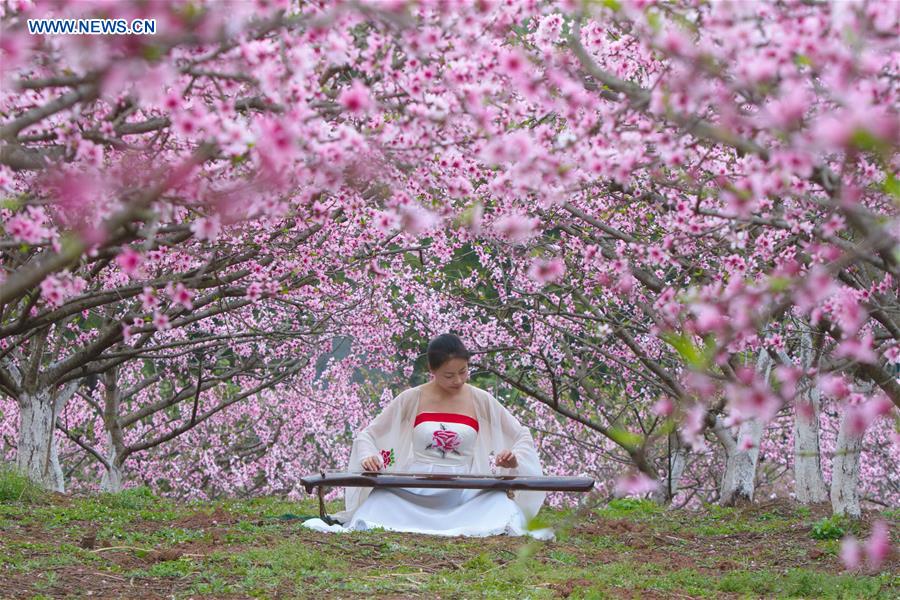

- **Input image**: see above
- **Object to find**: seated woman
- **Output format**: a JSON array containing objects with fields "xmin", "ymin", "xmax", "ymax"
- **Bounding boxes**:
[{"xmin": 302, "ymin": 333, "xmax": 553, "ymax": 539}]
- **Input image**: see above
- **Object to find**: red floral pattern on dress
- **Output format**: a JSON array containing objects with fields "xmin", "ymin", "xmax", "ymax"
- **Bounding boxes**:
[
  {"xmin": 426, "ymin": 424, "xmax": 462, "ymax": 457},
  {"xmin": 381, "ymin": 448, "xmax": 395, "ymax": 467}
]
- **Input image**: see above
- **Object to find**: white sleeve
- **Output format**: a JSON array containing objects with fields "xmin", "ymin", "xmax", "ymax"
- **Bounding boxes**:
[
  {"xmin": 350, "ymin": 389, "xmax": 407, "ymax": 469},
  {"xmin": 488, "ymin": 391, "xmax": 547, "ymax": 519}
]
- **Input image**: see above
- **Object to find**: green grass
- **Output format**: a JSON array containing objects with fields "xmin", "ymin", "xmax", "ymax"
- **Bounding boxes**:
[
  {"xmin": 594, "ymin": 497, "xmax": 663, "ymax": 519},
  {"xmin": 811, "ymin": 514, "xmax": 852, "ymax": 540},
  {"xmin": 1, "ymin": 490, "xmax": 897, "ymax": 599},
  {"xmin": 0, "ymin": 464, "xmax": 45, "ymax": 503}
]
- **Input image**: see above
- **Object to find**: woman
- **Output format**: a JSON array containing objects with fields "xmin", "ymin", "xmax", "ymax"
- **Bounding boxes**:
[{"xmin": 302, "ymin": 333, "xmax": 553, "ymax": 539}]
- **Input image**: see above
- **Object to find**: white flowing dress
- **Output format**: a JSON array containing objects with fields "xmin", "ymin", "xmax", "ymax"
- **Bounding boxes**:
[{"xmin": 302, "ymin": 411, "xmax": 553, "ymax": 538}]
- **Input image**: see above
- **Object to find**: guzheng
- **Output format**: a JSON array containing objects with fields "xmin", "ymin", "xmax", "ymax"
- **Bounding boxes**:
[{"xmin": 300, "ymin": 470, "xmax": 595, "ymax": 521}]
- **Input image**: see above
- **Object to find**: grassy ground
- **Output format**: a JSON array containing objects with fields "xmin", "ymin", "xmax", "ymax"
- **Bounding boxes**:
[{"xmin": 1, "ymin": 471, "xmax": 897, "ymax": 599}]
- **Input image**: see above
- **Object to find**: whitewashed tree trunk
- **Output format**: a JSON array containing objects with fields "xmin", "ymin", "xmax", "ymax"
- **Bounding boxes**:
[
  {"xmin": 665, "ymin": 431, "xmax": 687, "ymax": 504},
  {"xmin": 785, "ymin": 337, "xmax": 829, "ymax": 504},
  {"xmin": 100, "ymin": 369, "xmax": 126, "ymax": 493},
  {"xmin": 716, "ymin": 352, "xmax": 771, "ymax": 506},
  {"xmin": 16, "ymin": 392, "xmax": 65, "ymax": 492},
  {"xmin": 718, "ymin": 417, "xmax": 764, "ymax": 506},
  {"xmin": 15, "ymin": 382, "xmax": 78, "ymax": 492},
  {"xmin": 793, "ymin": 392, "xmax": 829, "ymax": 503},
  {"xmin": 831, "ymin": 405, "xmax": 864, "ymax": 518},
  {"xmin": 100, "ymin": 432, "xmax": 124, "ymax": 493}
]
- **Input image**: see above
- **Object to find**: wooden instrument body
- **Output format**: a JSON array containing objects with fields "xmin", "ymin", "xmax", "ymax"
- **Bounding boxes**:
[{"xmin": 301, "ymin": 471, "xmax": 594, "ymax": 522}]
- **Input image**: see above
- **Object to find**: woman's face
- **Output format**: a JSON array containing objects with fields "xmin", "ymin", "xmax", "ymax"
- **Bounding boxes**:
[{"xmin": 431, "ymin": 357, "xmax": 469, "ymax": 393}]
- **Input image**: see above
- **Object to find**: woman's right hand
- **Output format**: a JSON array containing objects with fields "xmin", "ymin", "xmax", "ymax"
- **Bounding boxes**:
[{"xmin": 361, "ymin": 455, "xmax": 383, "ymax": 471}]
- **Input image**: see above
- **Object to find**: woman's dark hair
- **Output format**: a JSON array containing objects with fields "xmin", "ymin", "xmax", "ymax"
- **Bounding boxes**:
[{"xmin": 426, "ymin": 333, "xmax": 471, "ymax": 370}]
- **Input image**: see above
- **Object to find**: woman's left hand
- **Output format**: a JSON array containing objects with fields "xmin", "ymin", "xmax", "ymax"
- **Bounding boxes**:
[{"xmin": 495, "ymin": 449, "xmax": 518, "ymax": 468}]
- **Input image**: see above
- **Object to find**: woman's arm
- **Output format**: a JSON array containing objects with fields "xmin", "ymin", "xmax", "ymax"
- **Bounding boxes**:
[
  {"xmin": 493, "ymin": 396, "xmax": 541, "ymax": 476},
  {"xmin": 353, "ymin": 389, "xmax": 409, "ymax": 469},
  {"xmin": 482, "ymin": 389, "xmax": 547, "ymax": 519}
]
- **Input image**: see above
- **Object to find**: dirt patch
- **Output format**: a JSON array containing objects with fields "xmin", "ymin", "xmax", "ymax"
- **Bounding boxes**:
[
  {"xmin": 0, "ymin": 568, "xmax": 177, "ymax": 600},
  {"xmin": 550, "ymin": 577, "xmax": 593, "ymax": 597},
  {"xmin": 171, "ymin": 505, "xmax": 237, "ymax": 530}
]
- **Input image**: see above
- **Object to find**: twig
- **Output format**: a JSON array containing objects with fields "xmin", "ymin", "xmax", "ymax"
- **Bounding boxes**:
[{"xmin": 89, "ymin": 545, "xmax": 153, "ymax": 553}]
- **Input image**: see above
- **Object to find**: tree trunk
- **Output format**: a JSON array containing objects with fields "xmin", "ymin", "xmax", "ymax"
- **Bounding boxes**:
[
  {"xmin": 793, "ymin": 392, "xmax": 829, "ymax": 503},
  {"xmin": 665, "ymin": 431, "xmax": 687, "ymax": 504},
  {"xmin": 788, "ymin": 333, "xmax": 829, "ymax": 504},
  {"xmin": 100, "ymin": 369, "xmax": 126, "ymax": 493},
  {"xmin": 629, "ymin": 446, "xmax": 667, "ymax": 504},
  {"xmin": 16, "ymin": 392, "xmax": 65, "ymax": 492},
  {"xmin": 100, "ymin": 433, "xmax": 124, "ymax": 493},
  {"xmin": 718, "ymin": 418, "xmax": 763, "ymax": 507},
  {"xmin": 716, "ymin": 352, "xmax": 771, "ymax": 507},
  {"xmin": 831, "ymin": 405, "xmax": 863, "ymax": 518}
]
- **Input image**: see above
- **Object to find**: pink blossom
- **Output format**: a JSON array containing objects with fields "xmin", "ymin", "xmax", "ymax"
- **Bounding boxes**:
[
  {"xmin": 373, "ymin": 210, "xmax": 399, "ymax": 233},
  {"xmin": 739, "ymin": 55, "xmax": 777, "ymax": 84},
  {"xmin": 680, "ymin": 404, "xmax": 708, "ymax": 451},
  {"xmin": 821, "ymin": 214, "xmax": 845, "ymax": 238},
  {"xmin": 774, "ymin": 150, "xmax": 814, "ymax": 178},
  {"xmin": 338, "ymin": 80, "xmax": 373, "ymax": 114},
  {"xmin": 191, "ymin": 215, "xmax": 222, "ymax": 242},
  {"xmin": 534, "ymin": 13, "xmax": 563, "ymax": 48},
  {"xmin": 492, "ymin": 213, "xmax": 540, "ymax": 244},
  {"xmin": 116, "ymin": 248, "xmax": 143, "ymax": 277},
  {"xmin": 726, "ymin": 380, "xmax": 782, "ymax": 424},
  {"xmin": 840, "ymin": 536, "xmax": 862, "ymax": 570},
  {"xmin": 173, "ymin": 106, "xmax": 208, "ymax": 137},
  {"xmin": 613, "ymin": 472, "xmax": 660, "ymax": 498},
  {"xmin": 152, "ymin": 312, "xmax": 171, "ymax": 331},
  {"xmin": 863, "ymin": 395, "xmax": 894, "ymax": 421},
  {"xmin": 40, "ymin": 276, "xmax": 65, "ymax": 308},
  {"xmin": 246, "ymin": 282, "xmax": 263, "ymax": 301},
  {"xmin": 311, "ymin": 201, "xmax": 331, "ymax": 223},
  {"xmin": 652, "ymin": 396, "xmax": 674, "ymax": 417},
  {"xmin": 845, "ymin": 403, "xmax": 872, "ymax": 437},
  {"xmin": 398, "ymin": 204, "xmax": 439, "ymax": 236},
  {"xmin": 139, "ymin": 287, "xmax": 159, "ymax": 312},
  {"xmin": 658, "ymin": 26, "xmax": 694, "ymax": 57},
  {"xmin": 865, "ymin": 521, "xmax": 891, "ymax": 571},
  {"xmin": 0, "ymin": 165, "xmax": 14, "ymax": 192},
  {"xmin": 765, "ymin": 85, "xmax": 810, "ymax": 130},
  {"xmin": 6, "ymin": 207, "xmax": 52, "ymax": 244},
  {"xmin": 527, "ymin": 257, "xmax": 565, "ymax": 284},
  {"xmin": 498, "ymin": 49, "xmax": 529, "ymax": 77},
  {"xmin": 38, "ymin": 272, "xmax": 85, "ymax": 308},
  {"xmin": 815, "ymin": 115, "xmax": 854, "ymax": 149},
  {"xmin": 843, "ymin": 395, "xmax": 892, "ymax": 438},
  {"xmin": 479, "ymin": 131, "xmax": 534, "ymax": 165},
  {"xmin": 692, "ymin": 302, "xmax": 727, "ymax": 335},
  {"xmin": 368, "ymin": 259, "xmax": 387, "ymax": 282},
  {"xmin": 162, "ymin": 90, "xmax": 182, "ymax": 112},
  {"xmin": 467, "ymin": 202, "xmax": 483, "ymax": 235},
  {"xmin": 819, "ymin": 374, "xmax": 851, "ymax": 400},
  {"xmin": 168, "ymin": 283, "xmax": 194, "ymax": 311},
  {"xmin": 774, "ymin": 365, "xmax": 802, "ymax": 399},
  {"xmin": 834, "ymin": 332, "xmax": 878, "ymax": 364},
  {"xmin": 738, "ymin": 436, "xmax": 756, "ymax": 451},
  {"xmin": 684, "ymin": 372, "xmax": 717, "ymax": 398},
  {"xmin": 834, "ymin": 290, "xmax": 867, "ymax": 336},
  {"xmin": 721, "ymin": 189, "xmax": 755, "ymax": 219},
  {"xmin": 795, "ymin": 266, "xmax": 839, "ymax": 313},
  {"xmin": 795, "ymin": 400, "xmax": 815, "ymax": 423},
  {"xmin": 616, "ymin": 272, "xmax": 636, "ymax": 294}
]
